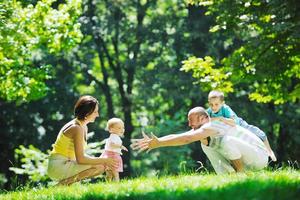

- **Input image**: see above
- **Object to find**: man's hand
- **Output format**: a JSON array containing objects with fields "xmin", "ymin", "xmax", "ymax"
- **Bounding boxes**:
[{"xmin": 131, "ymin": 131, "xmax": 159, "ymax": 153}]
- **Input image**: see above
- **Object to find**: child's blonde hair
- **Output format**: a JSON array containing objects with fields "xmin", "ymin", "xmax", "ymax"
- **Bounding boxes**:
[
  {"xmin": 208, "ymin": 90, "xmax": 225, "ymax": 101},
  {"xmin": 106, "ymin": 118, "xmax": 124, "ymax": 131}
]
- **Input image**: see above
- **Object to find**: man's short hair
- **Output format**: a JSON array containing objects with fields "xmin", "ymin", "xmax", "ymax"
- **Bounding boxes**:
[
  {"xmin": 208, "ymin": 90, "xmax": 224, "ymax": 101},
  {"xmin": 188, "ymin": 107, "xmax": 209, "ymax": 118}
]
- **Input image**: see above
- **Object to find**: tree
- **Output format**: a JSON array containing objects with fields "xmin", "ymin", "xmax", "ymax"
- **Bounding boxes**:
[
  {"xmin": 184, "ymin": 0, "xmax": 300, "ymax": 104},
  {"xmin": 73, "ymin": 0, "xmax": 208, "ymax": 176},
  {"xmin": 0, "ymin": 0, "xmax": 82, "ymax": 103},
  {"xmin": 182, "ymin": 0, "xmax": 300, "ymax": 163},
  {"xmin": 2, "ymin": 0, "xmax": 214, "ymax": 187}
]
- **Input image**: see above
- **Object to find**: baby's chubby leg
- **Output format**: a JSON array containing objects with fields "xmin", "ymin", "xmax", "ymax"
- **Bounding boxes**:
[
  {"xmin": 105, "ymin": 170, "xmax": 113, "ymax": 182},
  {"xmin": 106, "ymin": 170, "xmax": 119, "ymax": 182},
  {"xmin": 112, "ymin": 170, "xmax": 120, "ymax": 182}
]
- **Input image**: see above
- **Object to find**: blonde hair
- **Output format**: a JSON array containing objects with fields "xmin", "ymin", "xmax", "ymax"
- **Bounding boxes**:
[
  {"xmin": 106, "ymin": 118, "xmax": 124, "ymax": 131},
  {"xmin": 208, "ymin": 90, "xmax": 224, "ymax": 101}
]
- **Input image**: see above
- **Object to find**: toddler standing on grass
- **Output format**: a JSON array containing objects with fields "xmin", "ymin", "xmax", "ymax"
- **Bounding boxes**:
[
  {"xmin": 100, "ymin": 118, "xmax": 128, "ymax": 181},
  {"xmin": 206, "ymin": 90, "xmax": 277, "ymax": 162}
]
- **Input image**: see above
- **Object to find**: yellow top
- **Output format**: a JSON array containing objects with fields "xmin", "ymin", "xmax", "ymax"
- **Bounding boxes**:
[{"xmin": 50, "ymin": 119, "xmax": 87, "ymax": 160}]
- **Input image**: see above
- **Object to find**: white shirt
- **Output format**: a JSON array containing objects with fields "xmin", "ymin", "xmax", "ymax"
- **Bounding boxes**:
[
  {"xmin": 104, "ymin": 133, "xmax": 122, "ymax": 154},
  {"xmin": 203, "ymin": 121, "xmax": 267, "ymax": 151}
]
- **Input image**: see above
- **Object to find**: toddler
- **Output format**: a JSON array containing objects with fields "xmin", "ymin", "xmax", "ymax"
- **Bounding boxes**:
[{"xmin": 100, "ymin": 118, "xmax": 128, "ymax": 181}]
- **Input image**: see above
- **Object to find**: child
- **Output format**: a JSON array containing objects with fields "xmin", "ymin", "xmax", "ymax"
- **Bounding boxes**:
[
  {"xmin": 100, "ymin": 118, "xmax": 128, "ymax": 181},
  {"xmin": 206, "ymin": 90, "xmax": 277, "ymax": 162}
]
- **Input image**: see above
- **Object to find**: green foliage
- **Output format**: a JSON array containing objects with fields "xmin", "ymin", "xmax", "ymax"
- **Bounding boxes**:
[
  {"xmin": 1, "ymin": 0, "xmax": 208, "ymax": 188},
  {"xmin": 85, "ymin": 132, "xmax": 106, "ymax": 156},
  {"xmin": 73, "ymin": 0, "xmax": 206, "ymax": 176},
  {"xmin": 9, "ymin": 136, "xmax": 106, "ymax": 184},
  {"xmin": 0, "ymin": 0, "xmax": 82, "ymax": 103},
  {"xmin": 1, "ymin": 170, "xmax": 299, "ymax": 200},
  {"xmin": 9, "ymin": 145, "xmax": 50, "ymax": 183},
  {"xmin": 131, "ymin": 109, "xmax": 200, "ymax": 177},
  {"xmin": 181, "ymin": 56, "xmax": 233, "ymax": 93},
  {"xmin": 2, "ymin": 0, "xmax": 299, "ymax": 191},
  {"xmin": 0, "ymin": 173, "xmax": 7, "ymax": 190},
  {"xmin": 184, "ymin": 0, "xmax": 300, "ymax": 104}
]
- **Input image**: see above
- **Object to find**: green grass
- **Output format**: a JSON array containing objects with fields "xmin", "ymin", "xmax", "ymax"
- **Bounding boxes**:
[{"xmin": 1, "ymin": 170, "xmax": 299, "ymax": 200}]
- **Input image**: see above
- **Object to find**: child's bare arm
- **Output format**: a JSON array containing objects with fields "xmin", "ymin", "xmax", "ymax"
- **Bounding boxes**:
[
  {"xmin": 121, "ymin": 145, "xmax": 128, "ymax": 151},
  {"xmin": 211, "ymin": 117, "xmax": 236, "ymax": 126}
]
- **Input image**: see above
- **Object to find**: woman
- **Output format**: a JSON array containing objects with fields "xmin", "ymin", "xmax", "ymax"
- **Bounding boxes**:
[{"xmin": 47, "ymin": 95, "xmax": 117, "ymax": 185}]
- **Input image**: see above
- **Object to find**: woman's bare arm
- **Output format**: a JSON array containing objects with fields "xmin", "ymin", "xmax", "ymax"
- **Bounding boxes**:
[{"xmin": 69, "ymin": 126, "xmax": 115, "ymax": 166}]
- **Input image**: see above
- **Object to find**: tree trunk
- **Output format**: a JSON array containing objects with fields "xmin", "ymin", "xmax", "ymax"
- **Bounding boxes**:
[
  {"xmin": 85, "ymin": 0, "xmax": 115, "ymax": 118},
  {"xmin": 121, "ymin": 97, "xmax": 133, "ymax": 177}
]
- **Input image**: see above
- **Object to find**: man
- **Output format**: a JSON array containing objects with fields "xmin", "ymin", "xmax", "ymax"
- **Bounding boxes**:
[{"xmin": 131, "ymin": 107, "xmax": 268, "ymax": 174}]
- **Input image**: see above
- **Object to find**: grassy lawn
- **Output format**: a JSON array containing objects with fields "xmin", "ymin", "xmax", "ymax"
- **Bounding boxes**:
[{"xmin": 1, "ymin": 170, "xmax": 299, "ymax": 200}]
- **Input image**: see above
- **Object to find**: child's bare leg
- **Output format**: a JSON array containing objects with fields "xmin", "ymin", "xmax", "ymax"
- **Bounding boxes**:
[
  {"xmin": 58, "ymin": 165, "xmax": 104, "ymax": 186},
  {"xmin": 231, "ymin": 159, "xmax": 244, "ymax": 172},
  {"xmin": 105, "ymin": 170, "xmax": 114, "ymax": 182},
  {"xmin": 112, "ymin": 171, "xmax": 119, "ymax": 182},
  {"xmin": 263, "ymin": 138, "xmax": 277, "ymax": 161}
]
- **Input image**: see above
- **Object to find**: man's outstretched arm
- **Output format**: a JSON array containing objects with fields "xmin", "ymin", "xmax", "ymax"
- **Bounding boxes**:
[
  {"xmin": 156, "ymin": 128, "xmax": 216, "ymax": 147},
  {"xmin": 131, "ymin": 128, "xmax": 216, "ymax": 152}
]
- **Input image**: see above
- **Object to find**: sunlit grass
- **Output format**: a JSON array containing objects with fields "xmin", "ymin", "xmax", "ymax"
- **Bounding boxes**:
[{"xmin": 1, "ymin": 170, "xmax": 299, "ymax": 200}]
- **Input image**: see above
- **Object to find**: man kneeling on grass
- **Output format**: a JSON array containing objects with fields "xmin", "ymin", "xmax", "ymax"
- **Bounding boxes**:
[{"xmin": 131, "ymin": 107, "xmax": 269, "ymax": 174}]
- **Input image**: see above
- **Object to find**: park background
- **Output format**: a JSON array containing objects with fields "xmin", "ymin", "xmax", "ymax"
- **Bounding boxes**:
[{"xmin": 0, "ymin": 0, "xmax": 299, "ymax": 191}]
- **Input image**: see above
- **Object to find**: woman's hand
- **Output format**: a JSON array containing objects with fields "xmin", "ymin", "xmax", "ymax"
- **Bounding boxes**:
[{"xmin": 103, "ymin": 158, "xmax": 118, "ymax": 169}]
